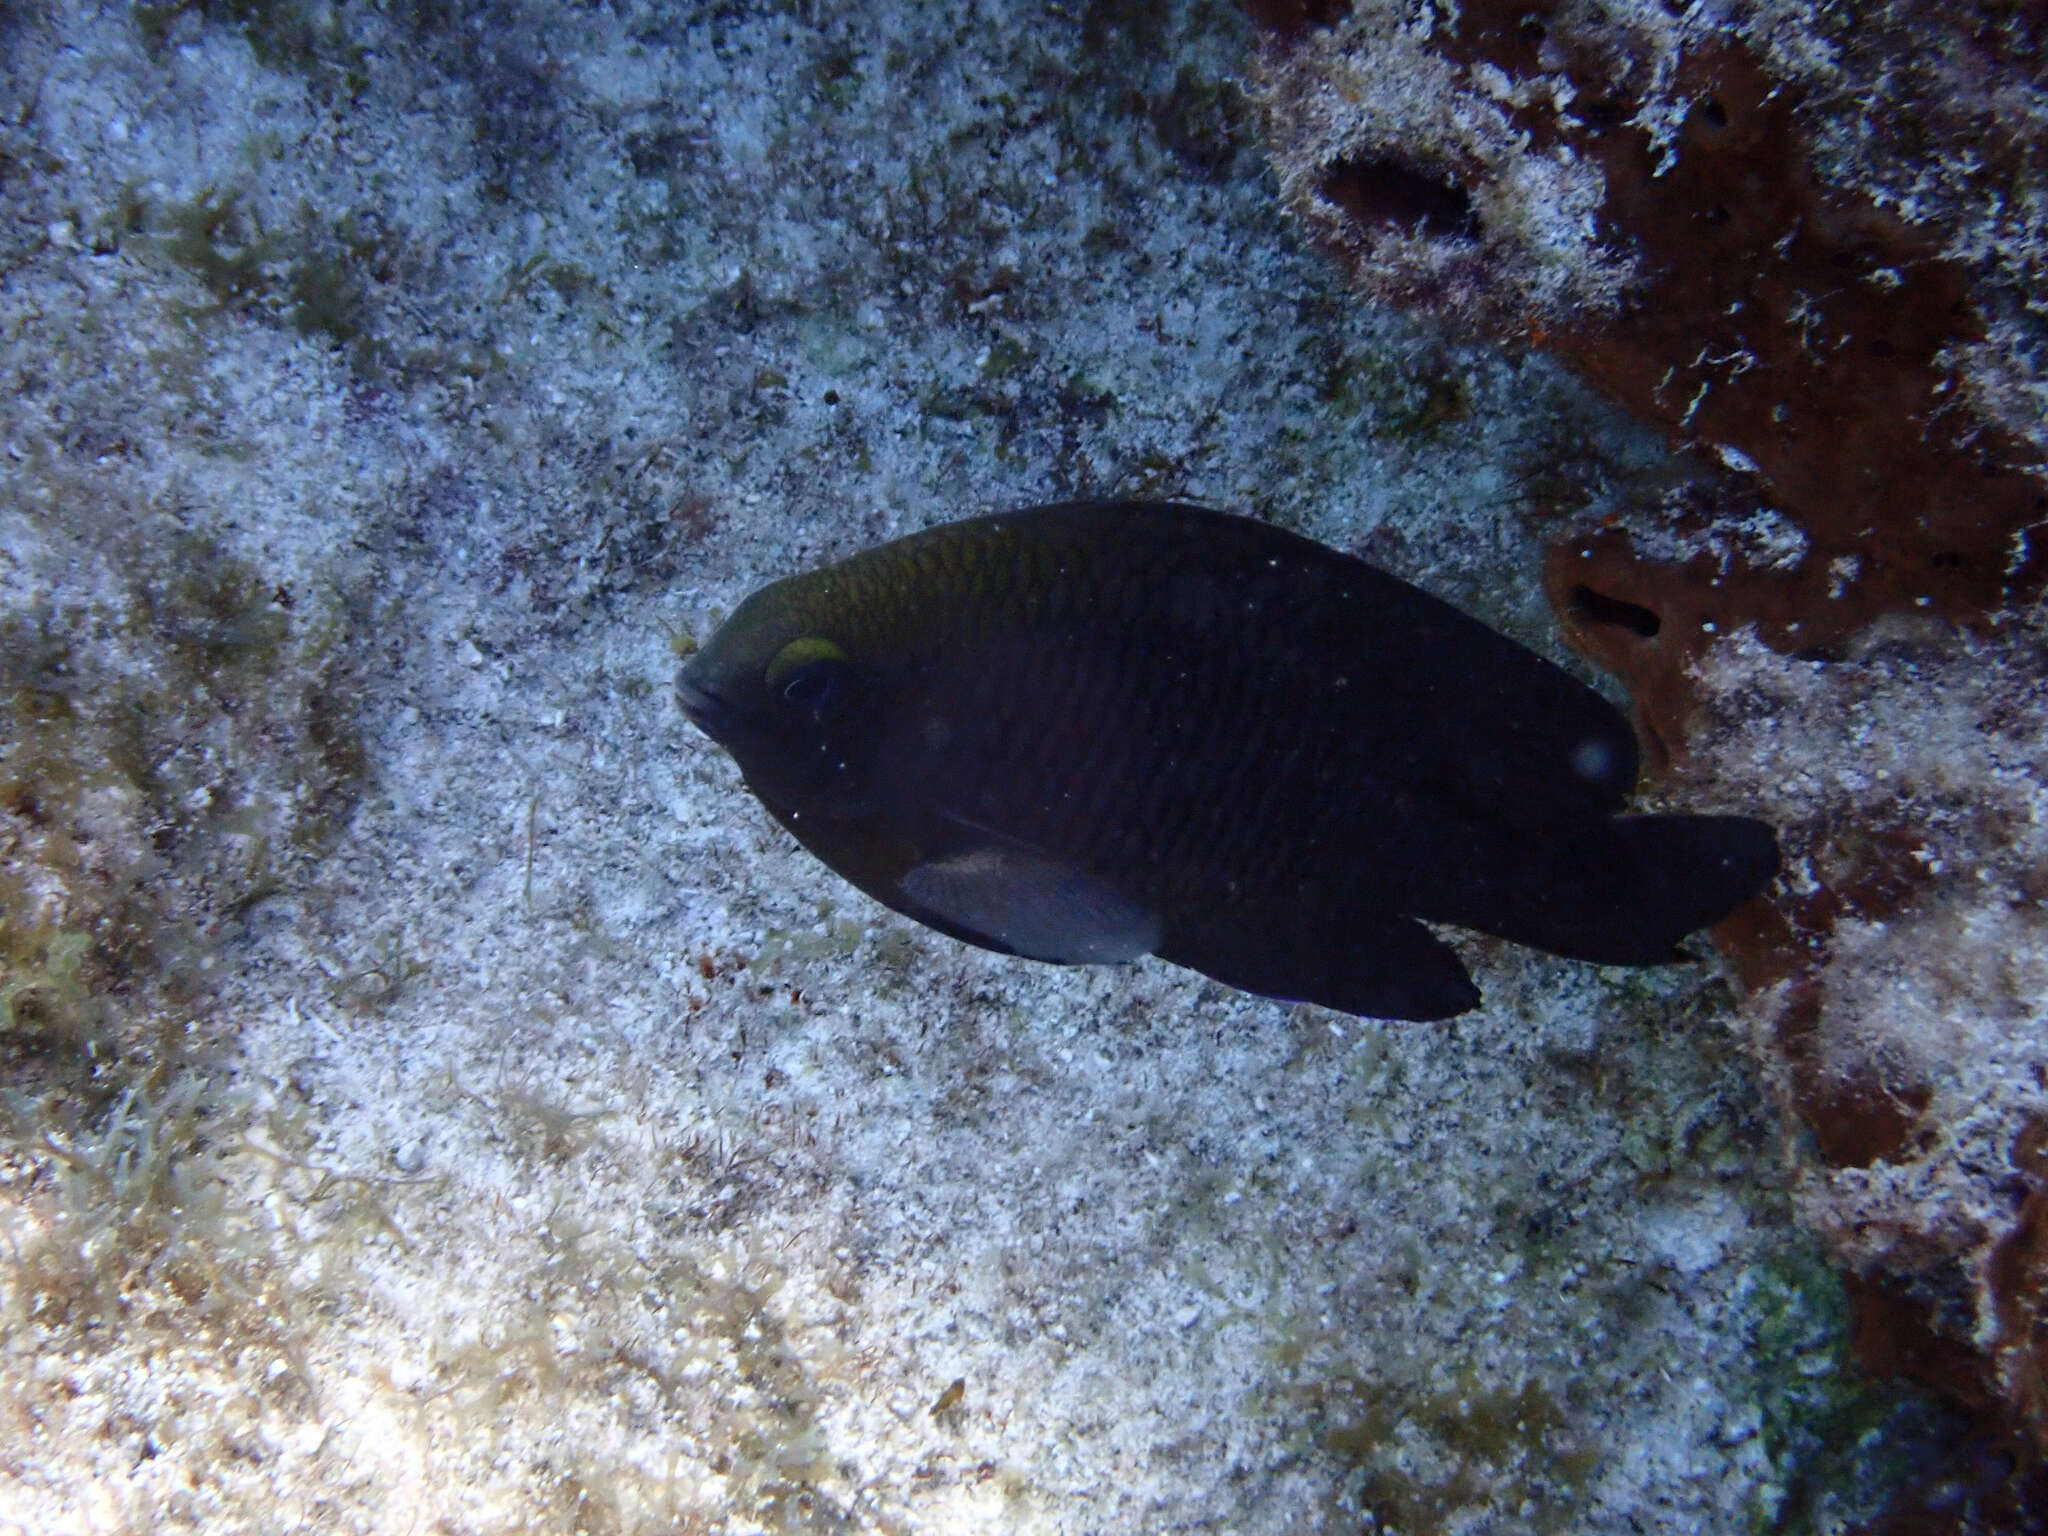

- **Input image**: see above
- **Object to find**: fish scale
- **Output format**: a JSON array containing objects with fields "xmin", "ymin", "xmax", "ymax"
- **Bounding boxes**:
[{"xmin": 958, "ymin": 521, "xmax": 1469, "ymax": 892}]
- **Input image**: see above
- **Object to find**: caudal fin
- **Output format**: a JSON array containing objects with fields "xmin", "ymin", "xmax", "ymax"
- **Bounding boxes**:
[{"xmin": 1477, "ymin": 813, "xmax": 1780, "ymax": 966}]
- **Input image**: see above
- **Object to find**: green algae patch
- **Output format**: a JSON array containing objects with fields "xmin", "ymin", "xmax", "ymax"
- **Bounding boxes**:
[
  {"xmin": 0, "ymin": 516, "xmax": 381, "ymax": 1525},
  {"xmin": 107, "ymin": 181, "xmax": 408, "ymax": 376},
  {"xmin": 1735, "ymin": 1245, "xmax": 1938, "ymax": 1534},
  {"xmin": 0, "ymin": 507, "xmax": 369, "ymax": 1090},
  {"xmin": 1304, "ymin": 1370, "xmax": 1596, "ymax": 1534},
  {"xmin": 134, "ymin": 0, "xmax": 369, "ymax": 97}
]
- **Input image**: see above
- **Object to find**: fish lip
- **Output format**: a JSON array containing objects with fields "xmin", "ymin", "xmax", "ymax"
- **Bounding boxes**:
[{"xmin": 675, "ymin": 674, "xmax": 735, "ymax": 737}]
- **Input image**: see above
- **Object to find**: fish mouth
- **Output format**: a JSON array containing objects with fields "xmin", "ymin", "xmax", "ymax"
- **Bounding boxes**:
[{"xmin": 674, "ymin": 674, "xmax": 736, "ymax": 739}]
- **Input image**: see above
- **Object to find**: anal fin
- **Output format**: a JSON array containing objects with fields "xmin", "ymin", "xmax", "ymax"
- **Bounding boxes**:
[{"xmin": 1157, "ymin": 907, "xmax": 1480, "ymax": 1021}]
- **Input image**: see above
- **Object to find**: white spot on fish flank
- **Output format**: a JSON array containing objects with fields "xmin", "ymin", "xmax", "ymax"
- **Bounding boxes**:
[{"xmin": 1570, "ymin": 738, "xmax": 1614, "ymax": 781}]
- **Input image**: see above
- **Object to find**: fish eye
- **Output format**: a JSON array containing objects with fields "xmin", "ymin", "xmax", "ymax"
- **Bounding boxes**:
[
  {"xmin": 778, "ymin": 659, "xmax": 852, "ymax": 711},
  {"xmin": 765, "ymin": 637, "xmax": 855, "ymax": 717},
  {"xmin": 766, "ymin": 636, "xmax": 845, "ymax": 685}
]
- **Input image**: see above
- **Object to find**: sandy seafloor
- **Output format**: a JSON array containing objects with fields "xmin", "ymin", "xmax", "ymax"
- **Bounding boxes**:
[{"xmin": 0, "ymin": 2, "xmax": 1936, "ymax": 1532}]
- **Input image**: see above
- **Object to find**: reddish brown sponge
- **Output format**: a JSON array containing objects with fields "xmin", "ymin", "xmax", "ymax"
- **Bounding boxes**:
[
  {"xmin": 1261, "ymin": 10, "xmax": 2047, "ymax": 704},
  {"xmin": 1252, "ymin": 0, "xmax": 2048, "ymax": 1505},
  {"xmin": 1535, "ymin": 40, "xmax": 2047, "ymax": 747}
]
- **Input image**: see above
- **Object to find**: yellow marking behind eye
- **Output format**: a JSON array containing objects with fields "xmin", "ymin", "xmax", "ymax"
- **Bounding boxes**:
[{"xmin": 765, "ymin": 636, "xmax": 848, "ymax": 691}]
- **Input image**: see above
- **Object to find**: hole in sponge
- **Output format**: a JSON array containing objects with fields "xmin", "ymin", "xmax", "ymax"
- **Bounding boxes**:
[
  {"xmin": 1319, "ymin": 154, "xmax": 1480, "ymax": 241},
  {"xmin": 1569, "ymin": 585, "xmax": 1663, "ymax": 638}
]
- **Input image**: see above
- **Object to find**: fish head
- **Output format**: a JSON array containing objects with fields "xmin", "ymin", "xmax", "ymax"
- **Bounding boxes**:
[{"xmin": 675, "ymin": 574, "xmax": 881, "ymax": 818}]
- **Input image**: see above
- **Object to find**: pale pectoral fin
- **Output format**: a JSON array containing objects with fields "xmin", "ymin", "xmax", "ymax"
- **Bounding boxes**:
[{"xmin": 899, "ymin": 844, "xmax": 1163, "ymax": 965}]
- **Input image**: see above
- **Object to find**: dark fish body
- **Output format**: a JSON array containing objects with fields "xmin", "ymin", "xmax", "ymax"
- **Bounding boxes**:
[{"xmin": 676, "ymin": 501, "xmax": 1777, "ymax": 1020}]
